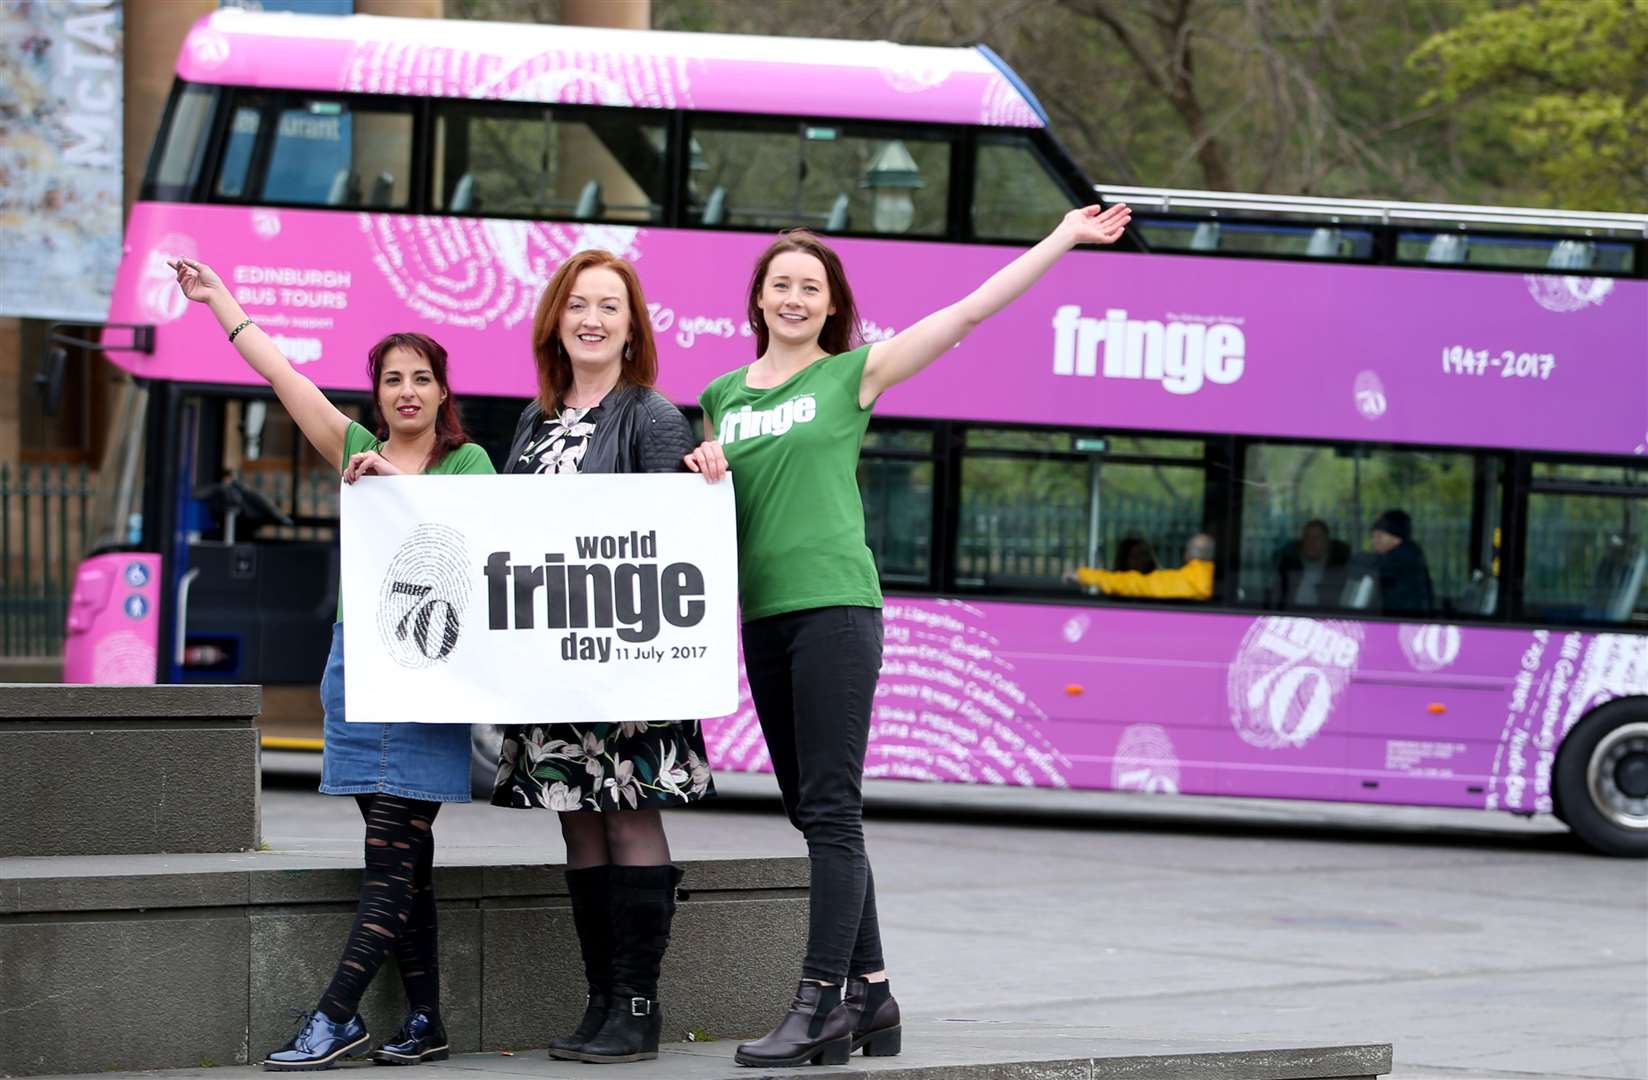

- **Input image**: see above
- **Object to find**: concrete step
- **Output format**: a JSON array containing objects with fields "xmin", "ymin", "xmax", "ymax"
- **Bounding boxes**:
[
  {"xmin": 0, "ymin": 850, "xmax": 808, "ymax": 1077},
  {"xmin": 29, "ymin": 1022, "xmax": 1393, "ymax": 1078},
  {"xmin": 0, "ymin": 683, "xmax": 262, "ymax": 857}
]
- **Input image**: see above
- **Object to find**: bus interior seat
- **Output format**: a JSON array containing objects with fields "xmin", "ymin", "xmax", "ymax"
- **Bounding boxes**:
[
  {"xmin": 825, "ymin": 193, "xmax": 850, "ymax": 232},
  {"xmin": 367, "ymin": 172, "xmax": 396, "ymax": 208},
  {"xmin": 702, "ymin": 186, "xmax": 728, "ymax": 226},
  {"xmin": 1190, "ymin": 221, "xmax": 1221, "ymax": 251},
  {"xmin": 448, "ymin": 174, "xmax": 476, "ymax": 212},
  {"xmin": 1585, "ymin": 543, "xmax": 1647, "ymax": 622},
  {"xmin": 1338, "ymin": 554, "xmax": 1381, "ymax": 609},
  {"xmin": 1458, "ymin": 569, "xmax": 1500, "ymax": 616},
  {"xmin": 574, "ymin": 179, "xmax": 603, "ymax": 220},
  {"xmin": 1306, "ymin": 227, "xmax": 1341, "ymax": 257},
  {"xmin": 1547, "ymin": 239, "xmax": 1598, "ymax": 271},
  {"xmin": 1424, "ymin": 233, "xmax": 1468, "ymax": 264},
  {"xmin": 325, "ymin": 169, "xmax": 358, "ymax": 206}
]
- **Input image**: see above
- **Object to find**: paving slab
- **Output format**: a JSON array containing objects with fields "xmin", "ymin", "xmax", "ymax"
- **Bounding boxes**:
[{"xmin": 33, "ymin": 1021, "xmax": 1392, "ymax": 1080}]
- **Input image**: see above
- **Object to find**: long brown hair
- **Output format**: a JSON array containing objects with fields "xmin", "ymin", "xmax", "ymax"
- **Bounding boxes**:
[
  {"xmin": 746, "ymin": 229, "xmax": 861, "ymax": 358},
  {"xmin": 366, "ymin": 332, "xmax": 472, "ymax": 472},
  {"xmin": 531, "ymin": 250, "xmax": 658, "ymax": 413}
]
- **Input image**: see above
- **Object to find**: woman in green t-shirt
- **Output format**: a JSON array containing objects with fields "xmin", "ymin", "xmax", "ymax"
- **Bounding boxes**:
[
  {"xmin": 170, "ymin": 258, "xmax": 492, "ymax": 1071},
  {"xmin": 688, "ymin": 203, "xmax": 1132, "ymax": 1068}
]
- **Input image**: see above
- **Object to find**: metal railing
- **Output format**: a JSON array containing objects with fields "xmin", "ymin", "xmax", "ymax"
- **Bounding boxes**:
[{"xmin": 1, "ymin": 463, "xmax": 94, "ymax": 657}]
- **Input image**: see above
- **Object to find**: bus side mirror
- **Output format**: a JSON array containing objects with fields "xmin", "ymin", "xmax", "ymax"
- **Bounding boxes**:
[{"xmin": 35, "ymin": 345, "xmax": 67, "ymax": 416}]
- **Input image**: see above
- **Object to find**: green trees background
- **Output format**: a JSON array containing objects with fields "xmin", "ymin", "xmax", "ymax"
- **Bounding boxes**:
[{"xmin": 453, "ymin": 0, "xmax": 1648, "ymax": 213}]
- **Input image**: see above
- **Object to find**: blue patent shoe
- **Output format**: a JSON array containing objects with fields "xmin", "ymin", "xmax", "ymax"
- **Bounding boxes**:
[
  {"xmin": 263, "ymin": 1010, "xmax": 369, "ymax": 1071},
  {"xmin": 372, "ymin": 1008, "xmax": 450, "ymax": 1066}
]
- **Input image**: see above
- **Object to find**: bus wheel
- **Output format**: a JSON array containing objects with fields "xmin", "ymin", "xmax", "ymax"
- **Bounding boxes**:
[{"xmin": 1553, "ymin": 698, "xmax": 1648, "ymax": 858}]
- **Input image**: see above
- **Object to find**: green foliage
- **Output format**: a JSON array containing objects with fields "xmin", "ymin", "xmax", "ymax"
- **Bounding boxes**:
[{"xmin": 1409, "ymin": 0, "xmax": 1648, "ymax": 211}]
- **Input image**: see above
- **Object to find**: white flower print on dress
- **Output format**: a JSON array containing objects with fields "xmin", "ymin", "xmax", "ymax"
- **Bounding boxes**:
[{"xmin": 519, "ymin": 407, "xmax": 598, "ymax": 474}]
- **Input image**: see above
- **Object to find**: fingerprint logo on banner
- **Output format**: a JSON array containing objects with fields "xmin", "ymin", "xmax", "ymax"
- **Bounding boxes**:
[
  {"xmin": 377, "ymin": 524, "xmax": 472, "ymax": 669},
  {"xmin": 1227, "ymin": 617, "xmax": 1363, "ymax": 749},
  {"xmin": 1398, "ymin": 624, "xmax": 1461, "ymax": 672},
  {"xmin": 1112, "ymin": 723, "xmax": 1180, "ymax": 794},
  {"xmin": 1525, "ymin": 274, "xmax": 1614, "ymax": 313}
]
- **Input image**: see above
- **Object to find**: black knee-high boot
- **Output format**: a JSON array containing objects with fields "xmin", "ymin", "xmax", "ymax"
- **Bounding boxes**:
[
  {"xmin": 547, "ymin": 866, "xmax": 613, "ymax": 1060},
  {"xmin": 577, "ymin": 865, "xmax": 682, "ymax": 1064}
]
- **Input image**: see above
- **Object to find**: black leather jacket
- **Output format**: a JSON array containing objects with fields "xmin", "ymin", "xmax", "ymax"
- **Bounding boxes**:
[{"xmin": 503, "ymin": 384, "xmax": 695, "ymax": 476}]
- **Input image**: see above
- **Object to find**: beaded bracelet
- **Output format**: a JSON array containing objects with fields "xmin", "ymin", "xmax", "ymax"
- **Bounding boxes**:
[{"xmin": 228, "ymin": 318, "xmax": 253, "ymax": 343}]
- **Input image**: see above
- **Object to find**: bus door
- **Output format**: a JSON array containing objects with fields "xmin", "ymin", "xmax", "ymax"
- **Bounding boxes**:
[{"xmin": 165, "ymin": 388, "xmax": 338, "ymax": 695}]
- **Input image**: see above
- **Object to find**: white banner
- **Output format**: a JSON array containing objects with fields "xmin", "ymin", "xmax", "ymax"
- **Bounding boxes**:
[
  {"xmin": 341, "ymin": 474, "xmax": 739, "ymax": 725},
  {"xmin": 0, "ymin": 0, "xmax": 123, "ymax": 320}
]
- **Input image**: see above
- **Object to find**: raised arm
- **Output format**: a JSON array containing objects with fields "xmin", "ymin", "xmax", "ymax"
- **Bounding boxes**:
[
  {"xmin": 858, "ymin": 203, "xmax": 1130, "ymax": 407},
  {"xmin": 170, "ymin": 257, "xmax": 352, "ymax": 470}
]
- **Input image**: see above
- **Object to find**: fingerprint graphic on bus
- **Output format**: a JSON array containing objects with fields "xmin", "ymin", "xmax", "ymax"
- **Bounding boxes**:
[
  {"xmin": 703, "ymin": 600, "xmax": 1069, "ymax": 787},
  {"xmin": 1227, "ymin": 616, "xmax": 1363, "ymax": 750},
  {"xmin": 360, "ymin": 215, "xmax": 641, "ymax": 330}
]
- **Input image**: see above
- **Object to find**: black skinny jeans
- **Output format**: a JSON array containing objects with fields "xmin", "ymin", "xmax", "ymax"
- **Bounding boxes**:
[{"xmin": 742, "ymin": 605, "xmax": 885, "ymax": 984}]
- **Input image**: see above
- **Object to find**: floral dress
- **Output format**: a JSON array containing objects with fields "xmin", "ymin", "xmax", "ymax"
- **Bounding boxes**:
[{"xmin": 490, "ymin": 405, "xmax": 717, "ymax": 812}]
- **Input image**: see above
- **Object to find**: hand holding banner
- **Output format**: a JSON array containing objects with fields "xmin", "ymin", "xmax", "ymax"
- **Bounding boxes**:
[{"xmin": 341, "ymin": 474, "xmax": 738, "ymax": 725}]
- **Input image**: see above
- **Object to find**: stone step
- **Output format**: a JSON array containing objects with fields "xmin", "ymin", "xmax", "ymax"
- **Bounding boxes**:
[
  {"xmin": 27, "ymin": 1022, "xmax": 1393, "ymax": 1079},
  {"xmin": 0, "ymin": 851, "xmax": 808, "ymax": 1077},
  {"xmin": 0, "ymin": 683, "xmax": 262, "ymax": 858}
]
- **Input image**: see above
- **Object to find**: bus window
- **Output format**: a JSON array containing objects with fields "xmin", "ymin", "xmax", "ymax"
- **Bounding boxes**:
[
  {"xmin": 688, "ymin": 120, "xmax": 951, "ymax": 236},
  {"xmin": 955, "ymin": 427, "xmax": 1207, "ymax": 594},
  {"xmin": 1236, "ymin": 442, "xmax": 1497, "ymax": 618},
  {"xmin": 1139, "ymin": 219, "xmax": 1376, "ymax": 260},
  {"xmin": 214, "ymin": 106, "xmax": 262, "ymax": 199},
  {"xmin": 1521, "ymin": 462, "xmax": 1648, "ymax": 626},
  {"xmin": 972, "ymin": 134, "xmax": 1075, "ymax": 241},
  {"xmin": 433, "ymin": 104, "xmax": 667, "ymax": 223},
  {"xmin": 1396, "ymin": 231, "xmax": 1637, "ymax": 274},
  {"xmin": 859, "ymin": 425, "xmax": 937, "ymax": 586},
  {"xmin": 149, "ymin": 84, "xmax": 219, "ymax": 201},
  {"xmin": 259, "ymin": 98, "xmax": 414, "ymax": 209}
]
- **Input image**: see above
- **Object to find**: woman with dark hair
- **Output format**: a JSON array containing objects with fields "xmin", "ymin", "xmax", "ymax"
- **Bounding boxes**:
[
  {"xmin": 489, "ymin": 249, "xmax": 715, "ymax": 1065},
  {"xmin": 170, "ymin": 258, "xmax": 493, "ymax": 1071},
  {"xmin": 686, "ymin": 203, "xmax": 1131, "ymax": 1069},
  {"xmin": 1114, "ymin": 536, "xmax": 1159, "ymax": 575}
]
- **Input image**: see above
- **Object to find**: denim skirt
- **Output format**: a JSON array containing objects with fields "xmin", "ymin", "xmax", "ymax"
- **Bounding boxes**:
[{"xmin": 318, "ymin": 623, "xmax": 472, "ymax": 803}]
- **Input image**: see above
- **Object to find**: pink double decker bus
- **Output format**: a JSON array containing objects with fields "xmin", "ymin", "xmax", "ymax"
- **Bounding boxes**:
[{"xmin": 63, "ymin": 9, "xmax": 1648, "ymax": 854}]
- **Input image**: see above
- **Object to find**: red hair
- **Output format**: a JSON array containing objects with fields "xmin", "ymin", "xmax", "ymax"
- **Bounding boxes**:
[
  {"xmin": 531, "ymin": 250, "xmax": 658, "ymax": 413},
  {"xmin": 365, "ymin": 332, "xmax": 472, "ymax": 472}
]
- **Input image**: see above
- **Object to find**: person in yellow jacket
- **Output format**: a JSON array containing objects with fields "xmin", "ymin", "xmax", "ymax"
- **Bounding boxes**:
[{"xmin": 1065, "ymin": 533, "xmax": 1216, "ymax": 600}]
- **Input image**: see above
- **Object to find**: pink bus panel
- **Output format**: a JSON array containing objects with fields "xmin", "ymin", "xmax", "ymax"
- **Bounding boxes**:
[
  {"xmin": 108, "ymin": 205, "xmax": 1647, "ymax": 457},
  {"xmin": 62, "ymin": 553, "xmax": 162, "ymax": 684}
]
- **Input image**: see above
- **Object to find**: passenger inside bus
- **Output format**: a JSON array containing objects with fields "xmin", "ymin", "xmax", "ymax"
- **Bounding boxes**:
[
  {"xmin": 1113, "ymin": 536, "xmax": 1159, "ymax": 574},
  {"xmin": 1066, "ymin": 533, "xmax": 1215, "ymax": 600},
  {"xmin": 1368, "ymin": 509, "xmax": 1435, "ymax": 615},
  {"xmin": 1271, "ymin": 519, "xmax": 1351, "ymax": 609}
]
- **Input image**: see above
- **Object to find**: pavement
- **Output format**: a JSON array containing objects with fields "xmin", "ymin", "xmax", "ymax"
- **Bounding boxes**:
[
  {"xmin": 44, "ymin": 764, "xmax": 1648, "ymax": 1080},
  {"xmin": 37, "ymin": 1022, "xmax": 1393, "ymax": 1080}
]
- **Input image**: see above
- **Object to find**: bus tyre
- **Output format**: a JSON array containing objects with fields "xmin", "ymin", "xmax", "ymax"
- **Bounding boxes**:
[{"xmin": 1553, "ymin": 698, "xmax": 1648, "ymax": 858}]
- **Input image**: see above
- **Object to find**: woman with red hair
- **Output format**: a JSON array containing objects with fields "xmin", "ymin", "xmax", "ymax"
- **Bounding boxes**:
[
  {"xmin": 490, "ymin": 249, "xmax": 716, "ymax": 1065},
  {"xmin": 170, "ymin": 258, "xmax": 493, "ymax": 1070}
]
